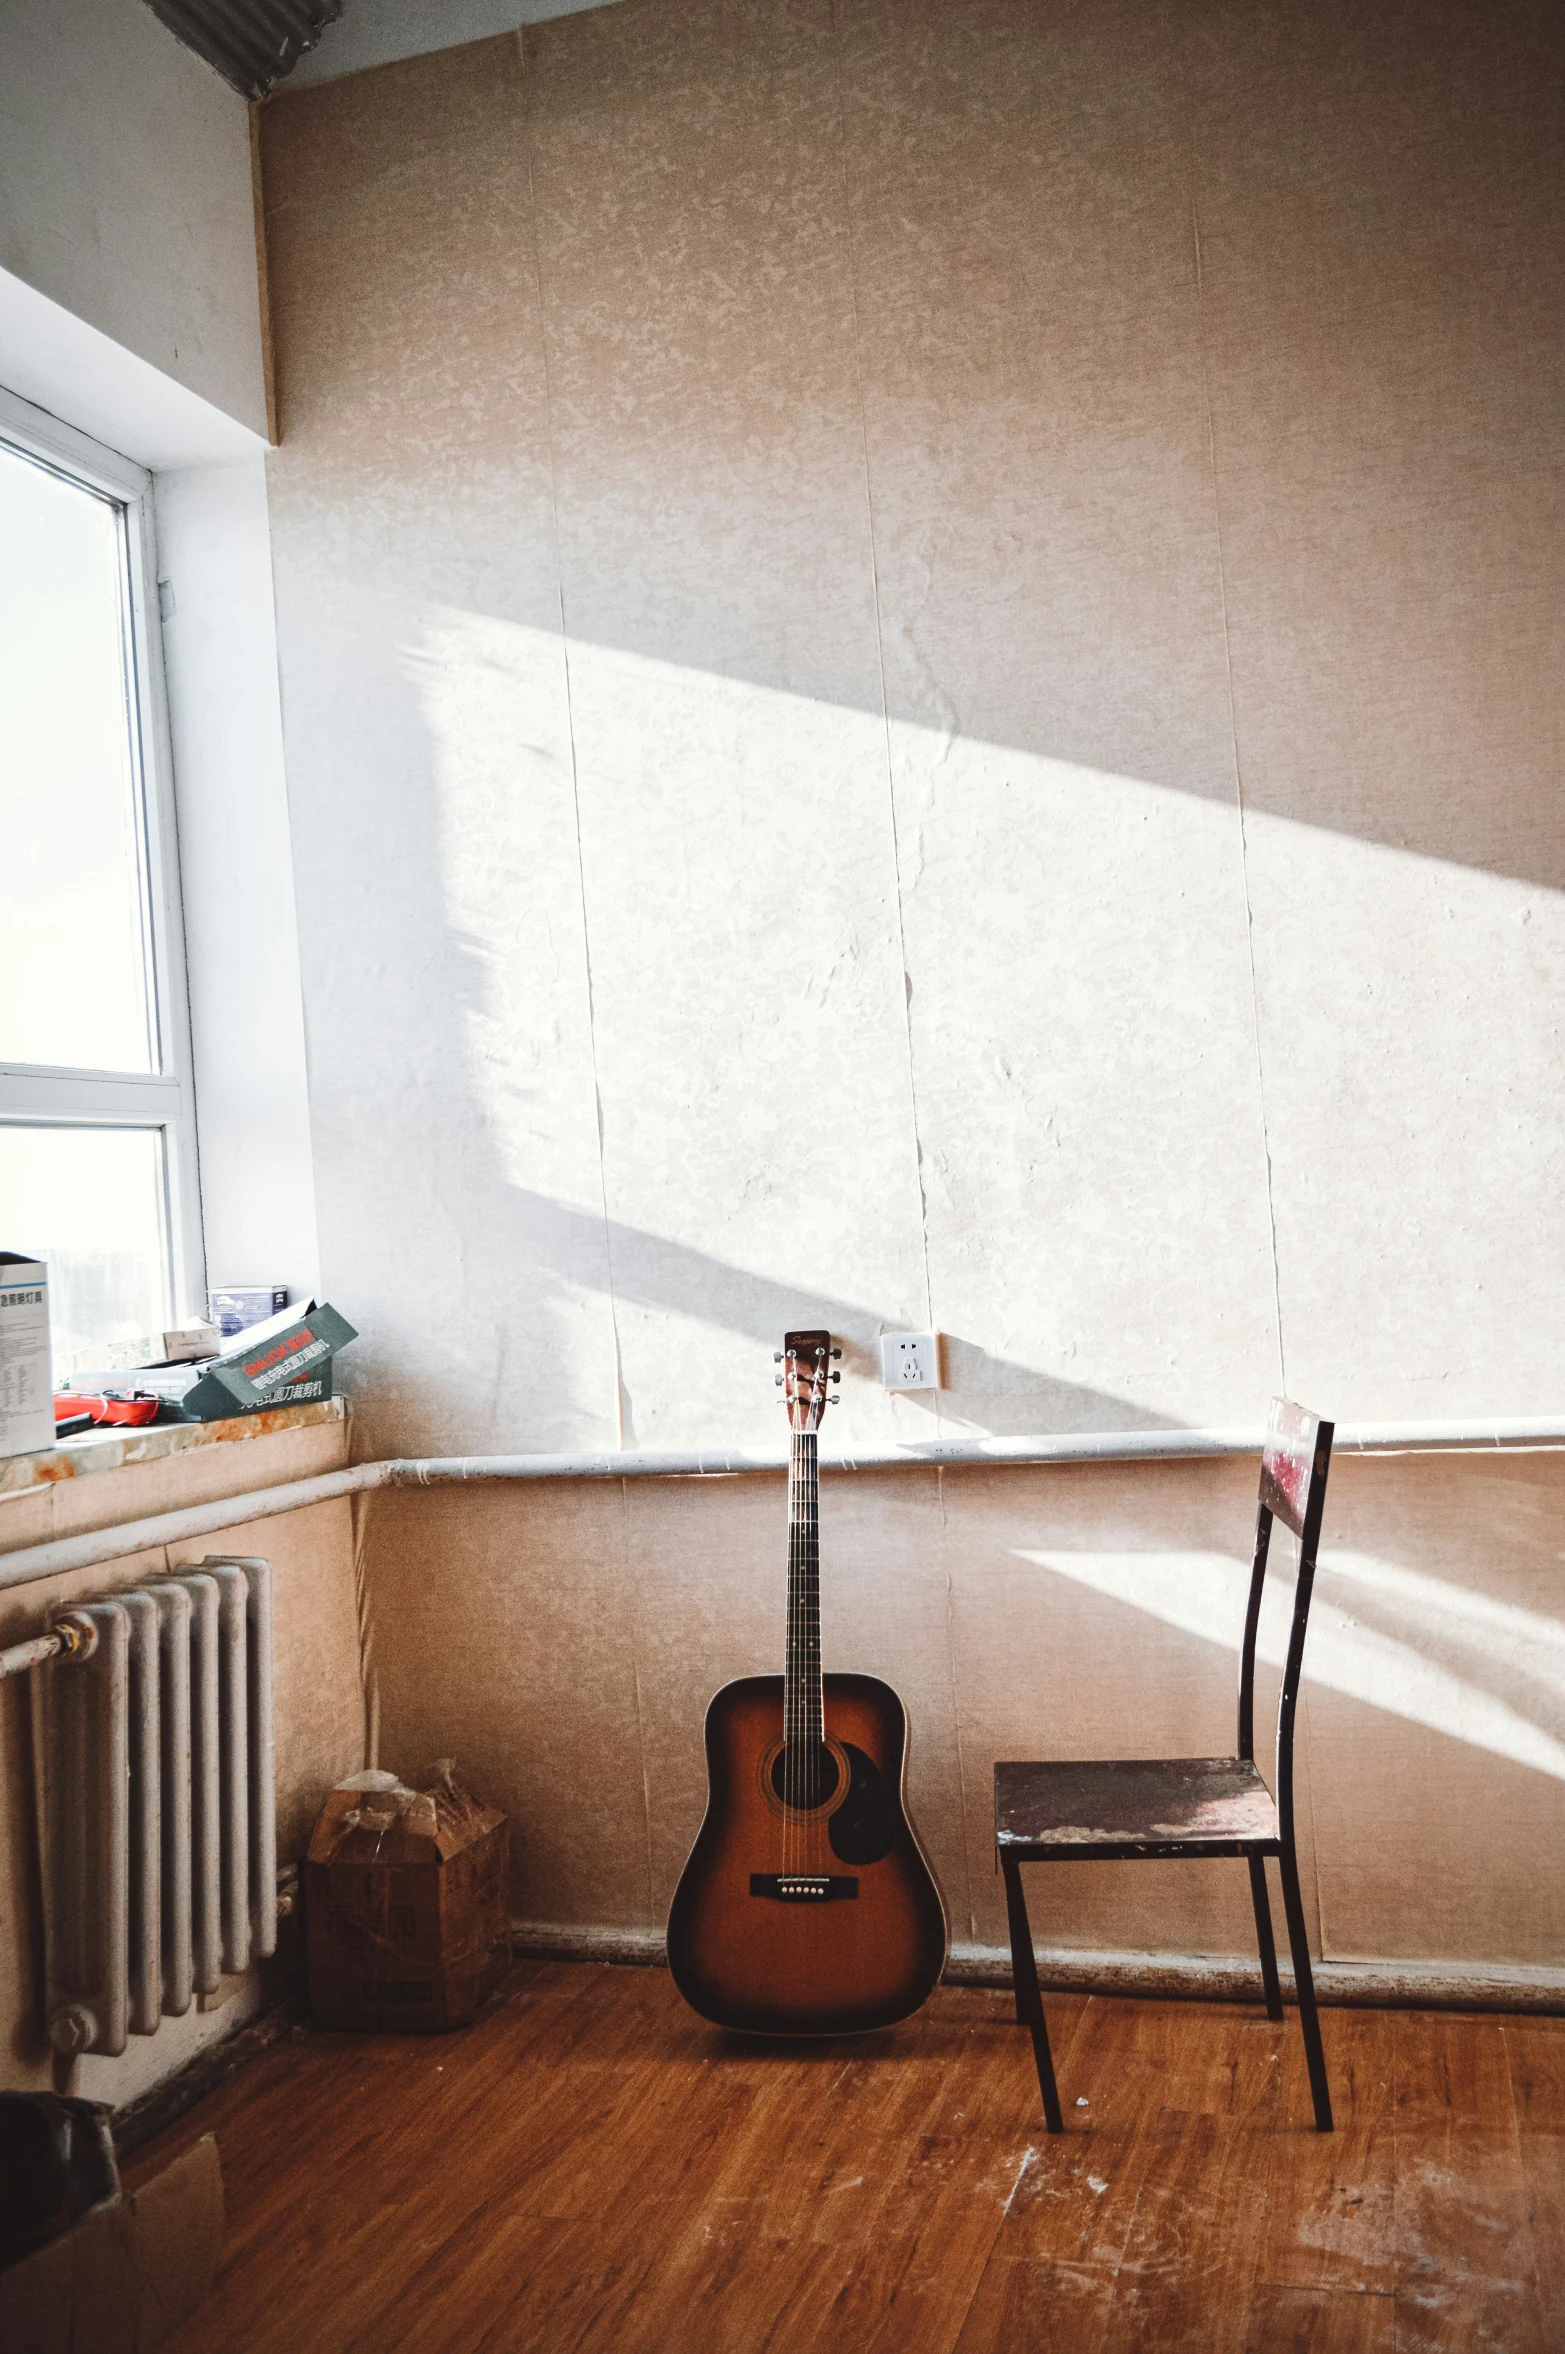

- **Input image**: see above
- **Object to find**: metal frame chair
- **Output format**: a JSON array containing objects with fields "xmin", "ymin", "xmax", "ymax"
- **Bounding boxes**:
[{"xmin": 994, "ymin": 1398, "xmax": 1335, "ymax": 2133}]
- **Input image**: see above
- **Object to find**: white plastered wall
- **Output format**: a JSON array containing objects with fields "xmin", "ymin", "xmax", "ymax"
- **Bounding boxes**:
[{"xmin": 0, "ymin": 0, "xmax": 267, "ymax": 438}]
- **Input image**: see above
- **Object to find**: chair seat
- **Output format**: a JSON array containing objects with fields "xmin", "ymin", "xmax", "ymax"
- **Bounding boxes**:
[{"xmin": 995, "ymin": 1756, "xmax": 1279, "ymax": 1851}]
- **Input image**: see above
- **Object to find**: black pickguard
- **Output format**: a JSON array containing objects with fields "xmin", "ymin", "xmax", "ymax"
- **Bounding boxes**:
[{"xmin": 828, "ymin": 1744, "xmax": 897, "ymax": 1865}]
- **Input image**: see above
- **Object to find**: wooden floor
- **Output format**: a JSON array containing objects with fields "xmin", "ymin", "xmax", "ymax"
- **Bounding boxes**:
[{"xmin": 128, "ymin": 1961, "xmax": 1565, "ymax": 2353}]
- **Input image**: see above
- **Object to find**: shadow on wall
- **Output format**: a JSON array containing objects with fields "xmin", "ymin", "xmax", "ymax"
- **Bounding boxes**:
[
  {"xmin": 964, "ymin": 1547, "xmax": 1565, "ymax": 1966},
  {"xmin": 428, "ymin": 1179, "xmax": 1181, "ymax": 1444},
  {"xmin": 1023, "ymin": 1543, "xmax": 1565, "ymax": 1786}
]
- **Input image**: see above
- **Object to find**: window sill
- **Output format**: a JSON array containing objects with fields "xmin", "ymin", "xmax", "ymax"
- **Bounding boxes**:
[{"xmin": 1, "ymin": 1396, "xmax": 345, "ymax": 1500}]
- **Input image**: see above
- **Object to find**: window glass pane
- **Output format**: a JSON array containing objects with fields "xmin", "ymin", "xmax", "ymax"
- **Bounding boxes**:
[
  {"xmin": 0, "ymin": 443, "xmax": 153, "ymax": 1073},
  {"xmin": 0, "ymin": 1126, "xmax": 168, "ymax": 1367}
]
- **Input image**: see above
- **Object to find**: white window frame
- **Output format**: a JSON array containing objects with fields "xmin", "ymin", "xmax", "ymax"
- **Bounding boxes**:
[{"xmin": 0, "ymin": 383, "xmax": 206, "ymax": 1330}]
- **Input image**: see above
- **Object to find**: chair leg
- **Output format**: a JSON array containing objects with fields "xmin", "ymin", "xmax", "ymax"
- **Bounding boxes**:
[
  {"xmin": 1001, "ymin": 1853, "xmax": 1063, "ymax": 2133},
  {"xmin": 1247, "ymin": 1853, "xmax": 1284, "ymax": 2021},
  {"xmin": 1277, "ymin": 1843, "xmax": 1333, "ymax": 2133}
]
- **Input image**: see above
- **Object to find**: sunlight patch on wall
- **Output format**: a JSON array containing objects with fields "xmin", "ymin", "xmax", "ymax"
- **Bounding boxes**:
[
  {"xmin": 406, "ymin": 602, "xmax": 1565, "ymax": 1441},
  {"xmin": 1012, "ymin": 1545, "xmax": 1565, "ymax": 1781},
  {"xmin": 408, "ymin": 607, "xmax": 594, "ymax": 1197}
]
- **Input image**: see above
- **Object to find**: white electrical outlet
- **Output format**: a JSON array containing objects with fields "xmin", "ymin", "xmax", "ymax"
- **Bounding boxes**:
[{"xmin": 880, "ymin": 1331, "xmax": 941, "ymax": 1390}]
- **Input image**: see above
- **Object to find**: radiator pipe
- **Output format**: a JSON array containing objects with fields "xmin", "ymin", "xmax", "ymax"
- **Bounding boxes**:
[
  {"xmin": 0, "ymin": 1619, "xmax": 94, "ymax": 1680},
  {"xmin": 1, "ymin": 1414, "xmax": 1563, "ymax": 1599}
]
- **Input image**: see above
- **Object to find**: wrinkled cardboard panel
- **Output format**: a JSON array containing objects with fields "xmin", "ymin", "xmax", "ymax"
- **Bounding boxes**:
[
  {"xmin": 0, "ymin": 2134, "xmax": 222, "ymax": 2353},
  {"xmin": 130, "ymin": 2138, "xmax": 225, "ymax": 2348}
]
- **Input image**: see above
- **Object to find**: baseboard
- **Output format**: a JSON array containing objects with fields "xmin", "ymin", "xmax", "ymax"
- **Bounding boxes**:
[
  {"xmin": 510, "ymin": 1921, "xmax": 1565, "ymax": 2016},
  {"xmin": 513, "ymin": 1920, "xmax": 670, "ymax": 1969},
  {"xmin": 111, "ymin": 1995, "xmax": 306, "ymax": 2159}
]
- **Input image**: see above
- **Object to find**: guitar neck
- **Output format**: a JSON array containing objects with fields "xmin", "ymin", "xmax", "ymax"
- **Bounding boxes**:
[{"xmin": 784, "ymin": 1430, "xmax": 822, "ymax": 1751}]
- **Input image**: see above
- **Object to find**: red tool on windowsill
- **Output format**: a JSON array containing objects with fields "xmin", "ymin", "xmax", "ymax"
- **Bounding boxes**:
[{"xmin": 53, "ymin": 1391, "xmax": 161, "ymax": 1433}]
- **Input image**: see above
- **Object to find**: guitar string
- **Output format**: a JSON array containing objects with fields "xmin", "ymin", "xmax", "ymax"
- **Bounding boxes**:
[
  {"xmin": 787, "ymin": 1411, "xmax": 800, "ymax": 1879},
  {"xmin": 805, "ymin": 1420, "xmax": 817, "ymax": 1881},
  {"xmin": 796, "ymin": 1416, "xmax": 803, "ymax": 1882},
  {"xmin": 801, "ymin": 1422, "xmax": 809, "ymax": 1858},
  {"xmin": 793, "ymin": 1416, "xmax": 803, "ymax": 1882},
  {"xmin": 787, "ymin": 1419, "xmax": 796, "ymax": 1878}
]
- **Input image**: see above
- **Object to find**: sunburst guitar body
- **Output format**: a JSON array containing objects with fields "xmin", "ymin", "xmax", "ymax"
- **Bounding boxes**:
[{"xmin": 667, "ymin": 1332, "xmax": 947, "ymax": 2035}]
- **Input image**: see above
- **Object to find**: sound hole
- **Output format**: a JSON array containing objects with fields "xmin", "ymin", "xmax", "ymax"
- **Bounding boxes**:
[{"xmin": 771, "ymin": 1741, "xmax": 841, "ymax": 1812}]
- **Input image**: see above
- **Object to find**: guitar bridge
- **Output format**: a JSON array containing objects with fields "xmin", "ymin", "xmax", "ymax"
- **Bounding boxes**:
[{"xmin": 749, "ymin": 1874, "xmax": 859, "ymax": 1902}]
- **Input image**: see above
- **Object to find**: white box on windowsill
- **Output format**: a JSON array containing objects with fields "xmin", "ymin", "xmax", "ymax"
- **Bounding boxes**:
[{"xmin": 0, "ymin": 1253, "xmax": 51, "ymax": 1458}]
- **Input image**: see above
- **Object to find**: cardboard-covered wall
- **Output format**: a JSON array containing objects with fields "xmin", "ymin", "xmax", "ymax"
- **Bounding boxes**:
[
  {"xmin": 257, "ymin": 0, "xmax": 1565, "ymax": 1974},
  {"xmin": 361, "ymin": 1449, "xmax": 1565, "ymax": 1975}
]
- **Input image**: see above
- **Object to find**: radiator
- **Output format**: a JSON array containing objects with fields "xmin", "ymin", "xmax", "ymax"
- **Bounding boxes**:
[{"xmin": 32, "ymin": 1556, "xmax": 276, "ymax": 2058}]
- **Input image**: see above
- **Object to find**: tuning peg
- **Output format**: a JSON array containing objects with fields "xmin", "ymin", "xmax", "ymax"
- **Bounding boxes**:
[
  {"xmin": 831, "ymin": 1347, "xmax": 842, "ymax": 1359},
  {"xmin": 828, "ymin": 1395, "xmax": 840, "ymax": 1405},
  {"xmin": 774, "ymin": 1352, "xmax": 783, "ymax": 1363},
  {"xmin": 775, "ymin": 1374, "xmax": 783, "ymax": 1386},
  {"xmin": 830, "ymin": 1372, "xmax": 840, "ymax": 1383}
]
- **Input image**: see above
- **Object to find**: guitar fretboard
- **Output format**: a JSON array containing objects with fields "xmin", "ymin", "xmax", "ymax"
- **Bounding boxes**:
[{"xmin": 784, "ymin": 1430, "xmax": 822, "ymax": 1758}]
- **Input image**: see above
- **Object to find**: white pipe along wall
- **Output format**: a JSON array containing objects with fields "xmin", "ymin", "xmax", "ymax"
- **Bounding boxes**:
[{"xmin": 1, "ymin": 1417, "xmax": 1561, "ymax": 1600}]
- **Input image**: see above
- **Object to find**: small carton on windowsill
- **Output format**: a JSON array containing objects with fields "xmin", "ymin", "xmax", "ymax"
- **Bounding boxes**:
[
  {"xmin": 191, "ymin": 1300, "xmax": 356, "ymax": 1414},
  {"xmin": 208, "ymin": 1284, "xmax": 288, "ymax": 1341}
]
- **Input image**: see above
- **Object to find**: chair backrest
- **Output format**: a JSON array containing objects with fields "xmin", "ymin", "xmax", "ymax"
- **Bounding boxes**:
[{"xmin": 1238, "ymin": 1399, "xmax": 1334, "ymax": 1844}]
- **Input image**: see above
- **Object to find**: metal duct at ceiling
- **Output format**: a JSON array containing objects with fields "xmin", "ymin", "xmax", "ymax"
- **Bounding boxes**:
[{"xmin": 145, "ymin": 0, "xmax": 345, "ymax": 100}]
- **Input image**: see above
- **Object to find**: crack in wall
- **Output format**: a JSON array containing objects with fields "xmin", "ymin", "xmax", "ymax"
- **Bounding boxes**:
[
  {"xmin": 827, "ymin": 0, "xmax": 938, "ymax": 1358},
  {"xmin": 1186, "ymin": 117, "xmax": 1289, "ymax": 1402}
]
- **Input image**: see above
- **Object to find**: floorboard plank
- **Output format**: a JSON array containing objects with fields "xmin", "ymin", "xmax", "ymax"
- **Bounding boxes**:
[
  {"xmin": 1256, "ymin": 2007, "xmax": 1397, "ymax": 2296},
  {"xmin": 1096, "ymin": 2109, "xmax": 1270, "ymax": 2354},
  {"xmin": 1392, "ymin": 2012, "xmax": 1543, "ymax": 2354},
  {"xmin": 952, "ymin": 2255, "xmax": 1118, "ymax": 2354},
  {"xmin": 1502, "ymin": 2018, "xmax": 1565, "ymax": 2354},
  {"xmin": 1241, "ymin": 2282, "xmax": 1396, "ymax": 2352},
  {"xmin": 994, "ymin": 1992, "xmax": 1284, "ymax": 2280}
]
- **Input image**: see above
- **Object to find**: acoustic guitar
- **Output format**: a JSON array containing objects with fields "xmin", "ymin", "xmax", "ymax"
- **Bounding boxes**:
[{"xmin": 666, "ymin": 1331, "xmax": 948, "ymax": 2034}]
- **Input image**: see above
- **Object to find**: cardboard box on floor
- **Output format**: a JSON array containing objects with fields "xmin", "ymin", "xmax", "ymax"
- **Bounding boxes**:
[
  {"xmin": 0, "ymin": 2136, "xmax": 223, "ymax": 2353},
  {"xmin": 306, "ymin": 1768, "xmax": 510, "ymax": 2033}
]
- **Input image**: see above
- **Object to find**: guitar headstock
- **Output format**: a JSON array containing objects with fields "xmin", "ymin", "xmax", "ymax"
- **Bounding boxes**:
[{"xmin": 776, "ymin": 1329, "xmax": 841, "ymax": 1429}]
